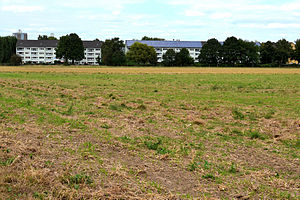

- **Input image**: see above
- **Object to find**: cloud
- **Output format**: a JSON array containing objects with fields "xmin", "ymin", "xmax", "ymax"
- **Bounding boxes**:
[
  {"xmin": 210, "ymin": 12, "xmax": 232, "ymax": 19},
  {"xmin": 184, "ymin": 10, "xmax": 205, "ymax": 17},
  {"xmin": 1, "ymin": 5, "xmax": 44, "ymax": 12}
]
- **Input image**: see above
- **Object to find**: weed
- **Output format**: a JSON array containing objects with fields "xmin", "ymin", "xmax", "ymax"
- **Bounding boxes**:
[
  {"xmin": 211, "ymin": 84, "xmax": 220, "ymax": 90},
  {"xmin": 232, "ymin": 128, "xmax": 243, "ymax": 136},
  {"xmin": 232, "ymin": 108, "xmax": 245, "ymax": 120},
  {"xmin": 264, "ymin": 110, "xmax": 275, "ymax": 119},
  {"xmin": 109, "ymin": 104, "xmax": 122, "ymax": 111},
  {"xmin": 248, "ymin": 130, "xmax": 267, "ymax": 140},
  {"xmin": 63, "ymin": 173, "xmax": 93, "ymax": 189},
  {"xmin": 101, "ymin": 123, "xmax": 111, "ymax": 129},
  {"xmin": 187, "ymin": 161, "xmax": 198, "ymax": 171},
  {"xmin": 202, "ymin": 174, "xmax": 215, "ymax": 180},
  {"xmin": 137, "ymin": 104, "xmax": 147, "ymax": 110},
  {"xmin": 0, "ymin": 157, "xmax": 15, "ymax": 166},
  {"xmin": 63, "ymin": 103, "xmax": 74, "ymax": 115},
  {"xmin": 144, "ymin": 138, "xmax": 170, "ymax": 154},
  {"xmin": 203, "ymin": 160, "xmax": 210, "ymax": 170},
  {"xmin": 229, "ymin": 163, "xmax": 237, "ymax": 173}
]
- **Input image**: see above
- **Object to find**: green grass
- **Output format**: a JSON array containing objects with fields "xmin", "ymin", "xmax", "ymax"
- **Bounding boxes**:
[{"xmin": 0, "ymin": 72, "xmax": 299, "ymax": 199}]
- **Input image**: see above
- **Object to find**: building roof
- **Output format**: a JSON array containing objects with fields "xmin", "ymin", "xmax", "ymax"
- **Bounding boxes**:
[
  {"xmin": 126, "ymin": 40, "xmax": 203, "ymax": 48},
  {"xmin": 16, "ymin": 40, "xmax": 102, "ymax": 48}
]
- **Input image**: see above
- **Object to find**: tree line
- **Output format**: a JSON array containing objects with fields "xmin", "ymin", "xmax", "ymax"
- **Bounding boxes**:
[
  {"xmin": 100, "ymin": 36, "xmax": 299, "ymax": 67},
  {"xmin": 199, "ymin": 37, "xmax": 295, "ymax": 67},
  {"xmin": 1, "ymin": 33, "xmax": 300, "ymax": 67}
]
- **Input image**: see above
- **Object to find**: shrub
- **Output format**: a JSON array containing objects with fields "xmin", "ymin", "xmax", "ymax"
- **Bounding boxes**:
[{"xmin": 10, "ymin": 54, "xmax": 22, "ymax": 66}]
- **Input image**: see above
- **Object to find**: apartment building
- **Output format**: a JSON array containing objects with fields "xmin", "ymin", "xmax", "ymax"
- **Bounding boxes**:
[
  {"xmin": 125, "ymin": 40, "xmax": 203, "ymax": 62},
  {"xmin": 13, "ymin": 29, "xmax": 28, "ymax": 40},
  {"xmin": 16, "ymin": 40, "xmax": 102, "ymax": 65}
]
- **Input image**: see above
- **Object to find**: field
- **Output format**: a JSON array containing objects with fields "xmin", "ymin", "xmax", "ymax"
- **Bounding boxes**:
[{"xmin": 0, "ymin": 67, "xmax": 299, "ymax": 199}]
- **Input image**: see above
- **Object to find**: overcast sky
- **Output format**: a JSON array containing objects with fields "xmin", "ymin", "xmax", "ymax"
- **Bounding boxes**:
[{"xmin": 1, "ymin": 0, "xmax": 300, "ymax": 42}]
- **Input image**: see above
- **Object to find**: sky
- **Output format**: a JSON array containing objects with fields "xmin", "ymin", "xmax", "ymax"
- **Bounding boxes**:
[{"xmin": 0, "ymin": 0, "xmax": 300, "ymax": 42}]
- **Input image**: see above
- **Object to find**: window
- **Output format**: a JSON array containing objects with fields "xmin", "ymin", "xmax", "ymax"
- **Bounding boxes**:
[
  {"xmin": 31, "ymin": 52, "xmax": 37, "ymax": 55},
  {"xmin": 39, "ymin": 57, "xmax": 44, "ymax": 59},
  {"xmin": 39, "ymin": 52, "xmax": 44, "ymax": 54},
  {"xmin": 26, "ymin": 48, "xmax": 31, "ymax": 50},
  {"xmin": 95, "ymin": 49, "xmax": 100, "ymax": 51},
  {"xmin": 47, "ymin": 48, "xmax": 52, "ymax": 51},
  {"xmin": 17, "ymin": 48, "xmax": 24, "ymax": 51},
  {"xmin": 40, "ymin": 48, "xmax": 44, "ymax": 50},
  {"xmin": 32, "ymin": 48, "xmax": 38, "ymax": 51},
  {"xmin": 195, "ymin": 49, "xmax": 200, "ymax": 52}
]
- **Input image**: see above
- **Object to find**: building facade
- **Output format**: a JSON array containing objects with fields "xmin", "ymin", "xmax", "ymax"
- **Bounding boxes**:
[
  {"xmin": 13, "ymin": 29, "xmax": 28, "ymax": 40},
  {"xmin": 16, "ymin": 40, "xmax": 102, "ymax": 65},
  {"xmin": 125, "ymin": 40, "xmax": 203, "ymax": 62}
]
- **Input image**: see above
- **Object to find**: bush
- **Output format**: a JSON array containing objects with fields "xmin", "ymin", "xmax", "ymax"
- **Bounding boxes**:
[{"xmin": 10, "ymin": 54, "xmax": 22, "ymax": 66}]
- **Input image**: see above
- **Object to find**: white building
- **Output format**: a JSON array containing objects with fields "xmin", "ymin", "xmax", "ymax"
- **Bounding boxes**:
[
  {"xmin": 16, "ymin": 40, "xmax": 102, "ymax": 65},
  {"xmin": 125, "ymin": 40, "xmax": 203, "ymax": 62}
]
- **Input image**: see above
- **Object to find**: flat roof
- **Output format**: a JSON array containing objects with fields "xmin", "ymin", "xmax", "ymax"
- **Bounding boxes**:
[{"xmin": 126, "ymin": 40, "xmax": 203, "ymax": 48}]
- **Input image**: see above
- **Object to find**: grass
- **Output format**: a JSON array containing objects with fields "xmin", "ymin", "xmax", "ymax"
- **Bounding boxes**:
[{"xmin": 0, "ymin": 68, "xmax": 299, "ymax": 199}]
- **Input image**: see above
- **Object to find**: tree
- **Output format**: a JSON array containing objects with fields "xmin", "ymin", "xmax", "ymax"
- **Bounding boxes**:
[
  {"xmin": 221, "ymin": 36, "xmax": 242, "ymax": 66},
  {"xmin": 126, "ymin": 42, "xmax": 157, "ymax": 65},
  {"xmin": 162, "ymin": 49, "xmax": 176, "ymax": 66},
  {"xmin": 96, "ymin": 55, "xmax": 101, "ymax": 65},
  {"xmin": 274, "ymin": 39, "xmax": 292, "ymax": 66},
  {"xmin": 175, "ymin": 48, "xmax": 194, "ymax": 66},
  {"xmin": 142, "ymin": 36, "xmax": 165, "ymax": 41},
  {"xmin": 260, "ymin": 41, "xmax": 276, "ymax": 64},
  {"xmin": 55, "ymin": 33, "xmax": 84, "ymax": 65},
  {"xmin": 38, "ymin": 35, "xmax": 57, "ymax": 40},
  {"xmin": 0, "ymin": 36, "xmax": 17, "ymax": 64},
  {"xmin": 294, "ymin": 39, "xmax": 300, "ymax": 63},
  {"xmin": 239, "ymin": 40, "xmax": 260, "ymax": 67},
  {"xmin": 198, "ymin": 38, "xmax": 222, "ymax": 66},
  {"xmin": 10, "ymin": 54, "xmax": 22, "ymax": 66},
  {"xmin": 101, "ymin": 38, "xmax": 126, "ymax": 66}
]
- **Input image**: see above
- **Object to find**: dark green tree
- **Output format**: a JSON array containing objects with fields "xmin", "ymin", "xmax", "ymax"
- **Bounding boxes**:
[
  {"xmin": 55, "ymin": 33, "xmax": 84, "ymax": 65},
  {"xmin": 126, "ymin": 42, "xmax": 157, "ymax": 65},
  {"xmin": 260, "ymin": 41, "xmax": 276, "ymax": 64},
  {"xmin": 239, "ymin": 40, "xmax": 260, "ymax": 67},
  {"xmin": 198, "ymin": 38, "xmax": 222, "ymax": 66},
  {"xmin": 38, "ymin": 35, "xmax": 57, "ymax": 40},
  {"xmin": 0, "ymin": 36, "xmax": 17, "ymax": 64},
  {"xmin": 274, "ymin": 39, "xmax": 292, "ymax": 66},
  {"xmin": 101, "ymin": 38, "xmax": 126, "ymax": 66},
  {"xmin": 96, "ymin": 56, "xmax": 101, "ymax": 65},
  {"xmin": 221, "ymin": 36, "xmax": 242, "ymax": 66},
  {"xmin": 142, "ymin": 36, "xmax": 165, "ymax": 41},
  {"xmin": 162, "ymin": 49, "xmax": 176, "ymax": 66},
  {"xmin": 175, "ymin": 48, "xmax": 194, "ymax": 66},
  {"xmin": 294, "ymin": 39, "xmax": 300, "ymax": 63},
  {"xmin": 10, "ymin": 54, "xmax": 22, "ymax": 66}
]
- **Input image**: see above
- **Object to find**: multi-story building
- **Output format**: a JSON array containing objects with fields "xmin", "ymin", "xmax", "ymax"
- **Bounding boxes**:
[
  {"xmin": 16, "ymin": 40, "xmax": 102, "ymax": 65},
  {"xmin": 13, "ymin": 29, "xmax": 28, "ymax": 40},
  {"xmin": 125, "ymin": 40, "xmax": 203, "ymax": 62}
]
